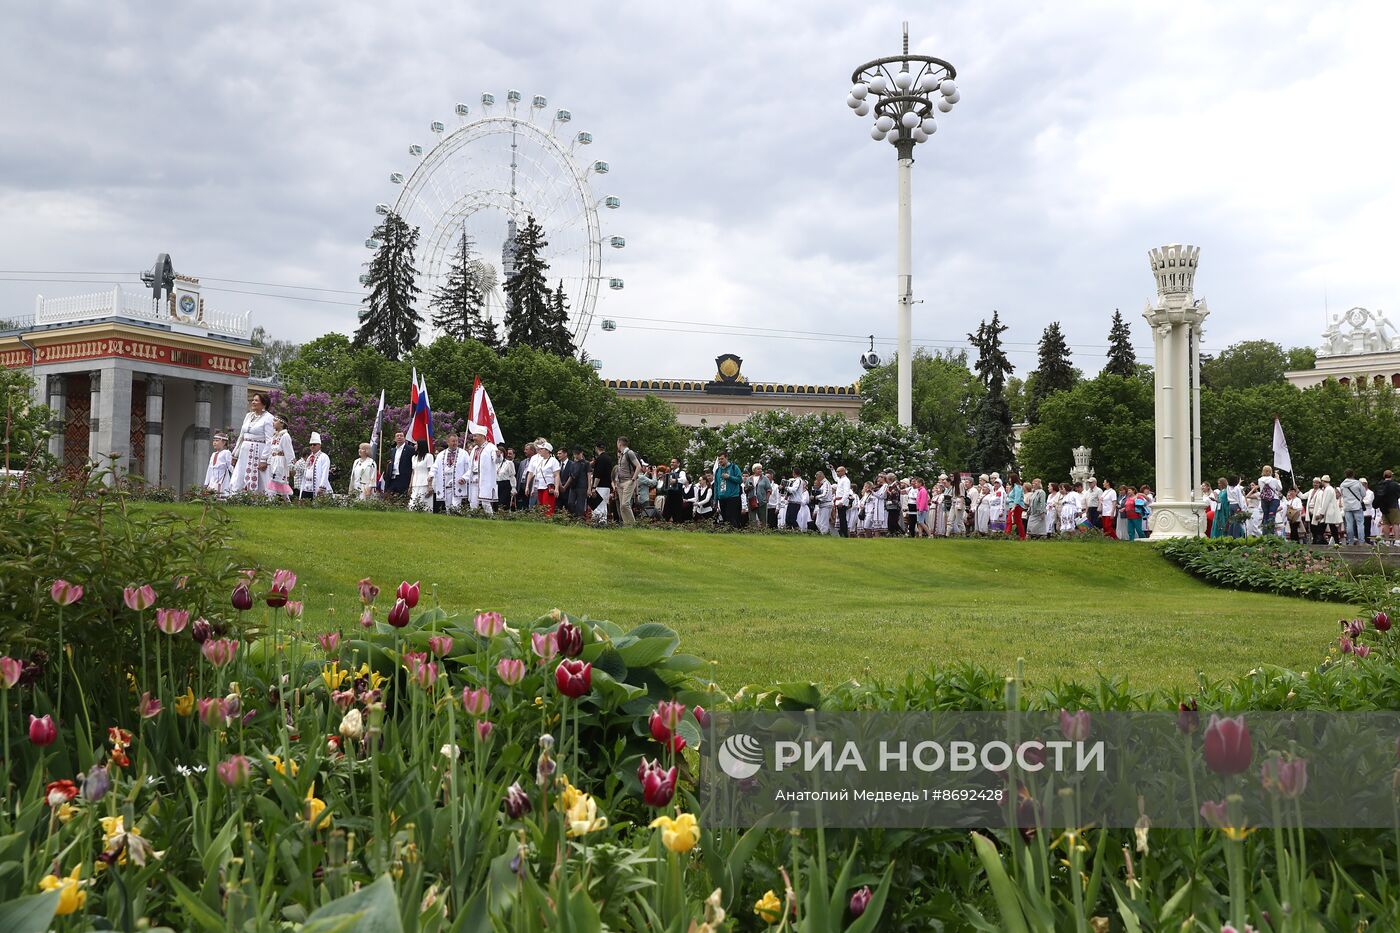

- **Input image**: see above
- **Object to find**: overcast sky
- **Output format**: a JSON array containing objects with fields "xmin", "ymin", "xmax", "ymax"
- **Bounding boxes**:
[{"xmin": 3, "ymin": 0, "xmax": 1397, "ymax": 385}]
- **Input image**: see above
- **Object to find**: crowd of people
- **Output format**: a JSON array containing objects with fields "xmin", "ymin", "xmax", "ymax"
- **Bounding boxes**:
[{"xmin": 206, "ymin": 393, "xmax": 1400, "ymax": 546}]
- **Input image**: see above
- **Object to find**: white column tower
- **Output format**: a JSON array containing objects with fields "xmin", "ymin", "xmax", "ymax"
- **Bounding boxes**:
[{"xmin": 1143, "ymin": 244, "xmax": 1208, "ymax": 538}]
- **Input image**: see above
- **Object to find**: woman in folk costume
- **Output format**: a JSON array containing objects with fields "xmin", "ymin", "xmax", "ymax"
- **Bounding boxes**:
[
  {"xmin": 1026, "ymin": 478, "xmax": 1048, "ymax": 537},
  {"xmin": 468, "ymin": 423, "xmax": 499, "ymax": 515},
  {"xmin": 812, "ymin": 471, "xmax": 834, "ymax": 534},
  {"xmin": 230, "ymin": 392, "xmax": 275, "ymax": 495},
  {"xmin": 986, "ymin": 477, "xmax": 1007, "ymax": 534},
  {"xmin": 264, "ymin": 415, "xmax": 296, "ymax": 501},
  {"xmin": 972, "ymin": 476, "xmax": 991, "ymax": 535},
  {"xmin": 1209, "ymin": 477, "xmax": 1232, "ymax": 538},
  {"xmin": 432, "ymin": 434, "xmax": 470, "ymax": 512},
  {"xmin": 409, "ymin": 440, "xmax": 436, "ymax": 511},
  {"xmin": 349, "ymin": 443, "xmax": 378, "ymax": 499},
  {"xmin": 1059, "ymin": 482, "xmax": 1084, "ymax": 533},
  {"xmin": 795, "ymin": 475, "xmax": 813, "ymax": 532},
  {"xmin": 1046, "ymin": 483, "xmax": 1064, "ymax": 536},
  {"xmin": 205, "ymin": 433, "xmax": 233, "ymax": 496}
]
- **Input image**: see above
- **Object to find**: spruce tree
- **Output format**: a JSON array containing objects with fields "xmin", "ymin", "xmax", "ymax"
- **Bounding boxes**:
[
  {"xmin": 1103, "ymin": 308, "xmax": 1138, "ymax": 378},
  {"xmin": 502, "ymin": 215, "xmax": 553, "ymax": 350},
  {"xmin": 968, "ymin": 310, "xmax": 1015, "ymax": 473},
  {"xmin": 1027, "ymin": 321, "xmax": 1076, "ymax": 424},
  {"xmin": 429, "ymin": 229, "xmax": 497, "ymax": 347},
  {"xmin": 355, "ymin": 211, "xmax": 422, "ymax": 361},
  {"xmin": 538, "ymin": 279, "xmax": 576, "ymax": 357}
]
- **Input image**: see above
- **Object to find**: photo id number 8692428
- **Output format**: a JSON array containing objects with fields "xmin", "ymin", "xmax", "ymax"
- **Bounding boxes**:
[{"xmin": 925, "ymin": 788, "xmax": 1004, "ymax": 802}]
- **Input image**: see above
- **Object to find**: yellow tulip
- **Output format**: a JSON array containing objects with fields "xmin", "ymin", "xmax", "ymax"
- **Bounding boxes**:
[
  {"xmin": 356, "ymin": 663, "xmax": 387, "ymax": 691},
  {"xmin": 564, "ymin": 793, "xmax": 608, "ymax": 837},
  {"xmin": 266, "ymin": 754, "xmax": 299, "ymax": 777},
  {"xmin": 754, "ymin": 889, "xmax": 783, "ymax": 925},
  {"xmin": 56, "ymin": 803, "xmax": 78, "ymax": 824},
  {"xmin": 174, "ymin": 687, "xmax": 196, "ymax": 717},
  {"xmin": 555, "ymin": 774, "xmax": 582, "ymax": 813},
  {"xmin": 649, "ymin": 812, "xmax": 700, "ymax": 854},
  {"xmin": 38, "ymin": 865, "xmax": 86, "ymax": 915},
  {"xmin": 304, "ymin": 785, "xmax": 331, "ymax": 830},
  {"xmin": 321, "ymin": 663, "xmax": 349, "ymax": 691}
]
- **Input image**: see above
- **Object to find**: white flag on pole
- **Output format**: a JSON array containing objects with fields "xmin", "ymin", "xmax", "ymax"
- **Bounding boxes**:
[
  {"xmin": 1272, "ymin": 417, "xmax": 1293, "ymax": 474},
  {"xmin": 368, "ymin": 389, "xmax": 386, "ymax": 452}
]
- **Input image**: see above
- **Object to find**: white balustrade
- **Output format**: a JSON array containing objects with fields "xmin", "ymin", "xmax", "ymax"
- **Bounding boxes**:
[{"xmin": 32, "ymin": 285, "xmax": 251, "ymax": 338}]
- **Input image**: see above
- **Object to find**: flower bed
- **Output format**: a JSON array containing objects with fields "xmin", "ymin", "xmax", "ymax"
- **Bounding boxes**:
[{"xmin": 1157, "ymin": 536, "xmax": 1362, "ymax": 603}]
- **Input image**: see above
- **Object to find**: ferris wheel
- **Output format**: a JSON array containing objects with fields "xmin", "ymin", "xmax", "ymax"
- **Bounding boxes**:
[{"xmin": 371, "ymin": 91, "xmax": 624, "ymax": 349}]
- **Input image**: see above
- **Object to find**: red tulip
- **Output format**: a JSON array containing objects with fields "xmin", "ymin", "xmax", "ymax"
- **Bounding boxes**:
[
  {"xmin": 1059, "ymin": 709, "xmax": 1091, "ymax": 742},
  {"xmin": 49, "ymin": 579, "xmax": 84, "ymax": 606},
  {"xmin": 1177, "ymin": 698, "xmax": 1200, "ymax": 735},
  {"xmin": 649, "ymin": 702, "xmax": 688, "ymax": 753},
  {"xmin": 387, "ymin": 598, "xmax": 411, "ymax": 628},
  {"xmin": 265, "ymin": 584, "xmax": 290, "ymax": 608},
  {"xmin": 638, "ymin": 757, "xmax": 677, "ymax": 807},
  {"xmin": 693, "ymin": 706, "xmax": 712, "ymax": 730},
  {"xmin": 396, "ymin": 581, "xmax": 420, "ymax": 609},
  {"xmin": 554, "ymin": 659, "xmax": 592, "ymax": 698},
  {"xmin": 45, "ymin": 779, "xmax": 79, "ymax": 806},
  {"xmin": 555, "ymin": 619, "xmax": 583, "ymax": 658},
  {"xmin": 358, "ymin": 577, "xmax": 379, "ymax": 605},
  {"xmin": 29, "ymin": 714, "xmax": 57, "ymax": 746},
  {"xmin": 122, "ymin": 584, "xmax": 156, "ymax": 611},
  {"xmin": 1202, "ymin": 714, "xmax": 1252, "ymax": 775},
  {"xmin": 1374, "ymin": 611, "xmax": 1391, "ymax": 632},
  {"xmin": 231, "ymin": 583, "xmax": 253, "ymax": 612}
]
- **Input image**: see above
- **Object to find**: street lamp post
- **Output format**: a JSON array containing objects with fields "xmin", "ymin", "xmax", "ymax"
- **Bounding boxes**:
[{"xmin": 848, "ymin": 22, "xmax": 959, "ymax": 427}]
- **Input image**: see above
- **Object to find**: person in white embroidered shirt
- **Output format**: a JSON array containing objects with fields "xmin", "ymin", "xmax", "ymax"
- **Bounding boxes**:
[
  {"xmin": 205, "ymin": 433, "xmax": 233, "ymax": 497},
  {"xmin": 1098, "ymin": 478, "xmax": 1118, "ymax": 539},
  {"xmin": 349, "ymin": 443, "xmax": 378, "ymax": 499},
  {"xmin": 432, "ymin": 433, "xmax": 469, "ymax": 512},
  {"xmin": 830, "ymin": 465, "xmax": 854, "ymax": 537},
  {"xmin": 298, "ymin": 433, "xmax": 332, "ymax": 500},
  {"xmin": 468, "ymin": 422, "xmax": 500, "ymax": 516}
]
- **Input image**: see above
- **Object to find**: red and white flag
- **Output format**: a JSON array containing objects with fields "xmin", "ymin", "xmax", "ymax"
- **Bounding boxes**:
[{"xmin": 471, "ymin": 376, "xmax": 505, "ymax": 445}]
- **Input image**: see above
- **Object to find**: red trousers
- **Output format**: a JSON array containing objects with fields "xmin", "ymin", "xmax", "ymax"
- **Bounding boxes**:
[
  {"xmin": 1008, "ymin": 505, "xmax": 1026, "ymax": 539},
  {"xmin": 538, "ymin": 488, "xmax": 557, "ymax": 516},
  {"xmin": 1102, "ymin": 515, "xmax": 1117, "ymax": 539}
]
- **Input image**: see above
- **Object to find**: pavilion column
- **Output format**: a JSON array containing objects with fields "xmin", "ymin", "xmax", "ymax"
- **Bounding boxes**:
[
  {"xmin": 46, "ymin": 374, "xmax": 67, "ymax": 463},
  {"xmin": 1143, "ymin": 244, "xmax": 1210, "ymax": 538},
  {"xmin": 93, "ymin": 364, "xmax": 132, "ymax": 481},
  {"xmin": 87, "ymin": 370, "xmax": 101, "ymax": 461},
  {"xmin": 194, "ymin": 381, "xmax": 212, "ymax": 488},
  {"xmin": 144, "ymin": 375, "xmax": 165, "ymax": 486}
]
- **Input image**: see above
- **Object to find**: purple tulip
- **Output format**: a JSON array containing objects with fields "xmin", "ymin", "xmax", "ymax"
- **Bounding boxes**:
[
  {"xmin": 1203, "ymin": 715, "xmax": 1252, "ymax": 775},
  {"xmin": 849, "ymin": 885, "xmax": 873, "ymax": 918},
  {"xmin": 504, "ymin": 782, "xmax": 531, "ymax": 819},
  {"xmin": 231, "ymin": 583, "xmax": 253, "ymax": 612}
]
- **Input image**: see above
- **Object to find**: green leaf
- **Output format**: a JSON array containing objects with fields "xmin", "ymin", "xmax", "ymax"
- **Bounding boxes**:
[
  {"xmin": 617, "ymin": 636, "xmax": 675, "ymax": 668},
  {"xmin": 625, "ymin": 622, "xmax": 679, "ymax": 641},
  {"xmin": 775, "ymin": 682, "xmax": 821, "ymax": 710},
  {"xmin": 168, "ymin": 877, "xmax": 230, "ymax": 933},
  {"xmin": 0, "ymin": 890, "xmax": 61, "ymax": 933},
  {"xmin": 589, "ymin": 647, "xmax": 628, "ymax": 682},
  {"xmin": 969, "ymin": 832, "xmax": 1029, "ymax": 933},
  {"xmin": 846, "ymin": 861, "xmax": 897, "ymax": 933},
  {"xmin": 305, "ymin": 875, "xmax": 403, "ymax": 932},
  {"xmin": 675, "ymin": 716, "xmax": 703, "ymax": 751}
]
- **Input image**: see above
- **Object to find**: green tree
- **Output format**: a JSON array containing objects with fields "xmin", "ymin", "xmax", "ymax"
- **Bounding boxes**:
[
  {"xmin": 538, "ymin": 280, "xmax": 576, "ymax": 357},
  {"xmin": 1, "ymin": 368, "xmax": 52, "ymax": 473},
  {"xmin": 355, "ymin": 211, "xmax": 423, "ymax": 361},
  {"xmin": 1027, "ymin": 321, "xmax": 1077, "ymax": 425},
  {"xmin": 860, "ymin": 348, "xmax": 983, "ymax": 468},
  {"xmin": 249, "ymin": 325, "xmax": 301, "ymax": 380},
  {"xmin": 279, "ymin": 333, "xmax": 408, "ymax": 398},
  {"xmin": 1199, "ymin": 340, "xmax": 1307, "ymax": 390},
  {"xmin": 1103, "ymin": 309, "xmax": 1138, "ymax": 378},
  {"xmin": 1017, "ymin": 374, "xmax": 1156, "ymax": 484},
  {"xmin": 1005, "ymin": 374, "xmax": 1032, "ymax": 425},
  {"xmin": 1285, "ymin": 346, "xmax": 1317, "ymax": 372},
  {"xmin": 502, "ymin": 215, "xmax": 555, "ymax": 352},
  {"xmin": 967, "ymin": 311, "xmax": 1015, "ymax": 473},
  {"xmin": 430, "ymin": 230, "xmax": 498, "ymax": 348}
]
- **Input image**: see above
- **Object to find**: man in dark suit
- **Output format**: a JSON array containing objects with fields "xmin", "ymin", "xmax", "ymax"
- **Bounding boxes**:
[{"xmin": 385, "ymin": 431, "xmax": 414, "ymax": 496}]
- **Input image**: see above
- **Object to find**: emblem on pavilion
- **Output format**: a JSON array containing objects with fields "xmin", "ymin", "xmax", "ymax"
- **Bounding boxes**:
[{"xmin": 1319, "ymin": 307, "xmax": 1399, "ymax": 358}]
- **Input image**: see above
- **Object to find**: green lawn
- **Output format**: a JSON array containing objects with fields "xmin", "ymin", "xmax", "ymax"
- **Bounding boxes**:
[{"xmin": 174, "ymin": 506, "xmax": 1346, "ymax": 691}]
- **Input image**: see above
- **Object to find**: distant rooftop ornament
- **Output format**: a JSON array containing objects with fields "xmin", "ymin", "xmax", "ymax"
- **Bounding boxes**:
[{"xmin": 1319, "ymin": 307, "xmax": 1399, "ymax": 358}]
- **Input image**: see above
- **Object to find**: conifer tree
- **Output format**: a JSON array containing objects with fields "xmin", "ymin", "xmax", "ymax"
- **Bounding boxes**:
[
  {"xmin": 429, "ymin": 229, "xmax": 499, "ymax": 348},
  {"xmin": 354, "ymin": 211, "xmax": 422, "ymax": 361},
  {"xmin": 538, "ymin": 279, "xmax": 576, "ymax": 357},
  {"xmin": 502, "ymin": 215, "xmax": 553, "ymax": 351},
  {"xmin": 1027, "ymin": 321, "xmax": 1076, "ymax": 424},
  {"xmin": 1103, "ymin": 308, "xmax": 1138, "ymax": 378},
  {"xmin": 968, "ymin": 310, "xmax": 1015, "ymax": 472}
]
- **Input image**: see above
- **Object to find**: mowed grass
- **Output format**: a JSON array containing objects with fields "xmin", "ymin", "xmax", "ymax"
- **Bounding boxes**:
[{"xmin": 171, "ymin": 506, "xmax": 1346, "ymax": 691}]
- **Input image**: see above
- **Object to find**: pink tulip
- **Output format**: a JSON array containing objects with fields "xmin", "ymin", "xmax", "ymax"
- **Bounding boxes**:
[
  {"xmin": 496, "ymin": 657, "xmax": 526, "ymax": 686},
  {"xmin": 849, "ymin": 886, "xmax": 873, "ymax": 918},
  {"xmin": 49, "ymin": 579, "xmax": 84, "ymax": 606},
  {"xmin": 317, "ymin": 632, "xmax": 341, "ymax": 654},
  {"xmin": 531, "ymin": 631, "xmax": 559, "ymax": 663},
  {"xmin": 1355, "ymin": 643, "xmax": 1373, "ymax": 658},
  {"xmin": 1203, "ymin": 714, "xmax": 1252, "ymax": 775},
  {"xmin": 29, "ymin": 714, "xmax": 57, "ymax": 746},
  {"xmin": 474, "ymin": 611, "xmax": 505, "ymax": 637},
  {"xmin": 272, "ymin": 569, "xmax": 297, "ymax": 591},
  {"xmin": 1375, "ymin": 611, "xmax": 1392, "ymax": 633},
  {"xmin": 402, "ymin": 651, "xmax": 428, "ymax": 673},
  {"xmin": 123, "ymin": 584, "xmax": 156, "ymax": 611},
  {"xmin": 138, "ymin": 692, "xmax": 162, "ymax": 719},
  {"xmin": 217, "ymin": 755, "xmax": 251, "ymax": 786},
  {"xmin": 476, "ymin": 720, "xmax": 494, "ymax": 742},
  {"xmin": 638, "ymin": 757, "xmax": 677, "ymax": 807},
  {"xmin": 427, "ymin": 635, "xmax": 454, "ymax": 657},
  {"xmin": 155, "ymin": 608, "xmax": 190, "ymax": 635},
  {"xmin": 1059, "ymin": 709, "xmax": 1091, "ymax": 742},
  {"xmin": 331, "ymin": 689, "xmax": 355, "ymax": 709},
  {"xmin": 1339, "ymin": 636, "xmax": 1354, "ymax": 654},
  {"xmin": 0, "ymin": 656, "xmax": 22, "ymax": 688},
  {"xmin": 694, "ymin": 706, "xmax": 712, "ymax": 730},
  {"xmin": 387, "ymin": 598, "xmax": 411, "ymax": 628},
  {"xmin": 198, "ymin": 697, "xmax": 228, "ymax": 727},
  {"xmin": 174, "ymin": 575, "xmax": 189, "ymax": 590},
  {"xmin": 412, "ymin": 660, "xmax": 439, "ymax": 688},
  {"xmin": 462, "ymin": 686, "xmax": 491, "ymax": 717},
  {"xmin": 396, "ymin": 581, "xmax": 420, "ymax": 609},
  {"xmin": 1199, "ymin": 798, "xmax": 1230, "ymax": 830},
  {"xmin": 284, "ymin": 600, "xmax": 304, "ymax": 619},
  {"xmin": 358, "ymin": 577, "xmax": 380, "ymax": 605},
  {"xmin": 1261, "ymin": 757, "xmax": 1308, "ymax": 800},
  {"xmin": 359, "ymin": 607, "xmax": 374, "ymax": 628},
  {"xmin": 201, "ymin": 638, "xmax": 239, "ymax": 669}
]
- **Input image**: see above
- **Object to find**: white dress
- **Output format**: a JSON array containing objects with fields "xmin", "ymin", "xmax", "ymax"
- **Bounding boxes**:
[
  {"xmin": 471, "ymin": 442, "xmax": 499, "ymax": 511},
  {"xmin": 410, "ymin": 454, "xmax": 436, "ymax": 510},
  {"xmin": 230, "ymin": 411, "xmax": 274, "ymax": 494},
  {"xmin": 205, "ymin": 449, "xmax": 232, "ymax": 496},
  {"xmin": 266, "ymin": 430, "xmax": 296, "ymax": 498},
  {"xmin": 433, "ymin": 446, "xmax": 469, "ymax": 511},
  {"xmin": 349, "ymin": 457, "xmax": 378, "ymax": 498},
  {"xmin": 1059, "ymin": 491, "xmax": 1083, "ymax": 532}
]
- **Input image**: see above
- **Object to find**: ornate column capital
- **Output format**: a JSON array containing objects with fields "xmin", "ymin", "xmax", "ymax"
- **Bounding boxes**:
[
  {"xmin": 146, "ymin": 374, "xmax": 165, "ymax": 397},
  {"xmin": 87, "ymin": 370, "xmax": 102, "ymax": 392},
  {"xmin": 46, "ymin": 373, "xmax": 66, "ymax": 398},
  {"xmin": 194, "ymin": 380, "xmax": 212, "ymax": 404}
]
